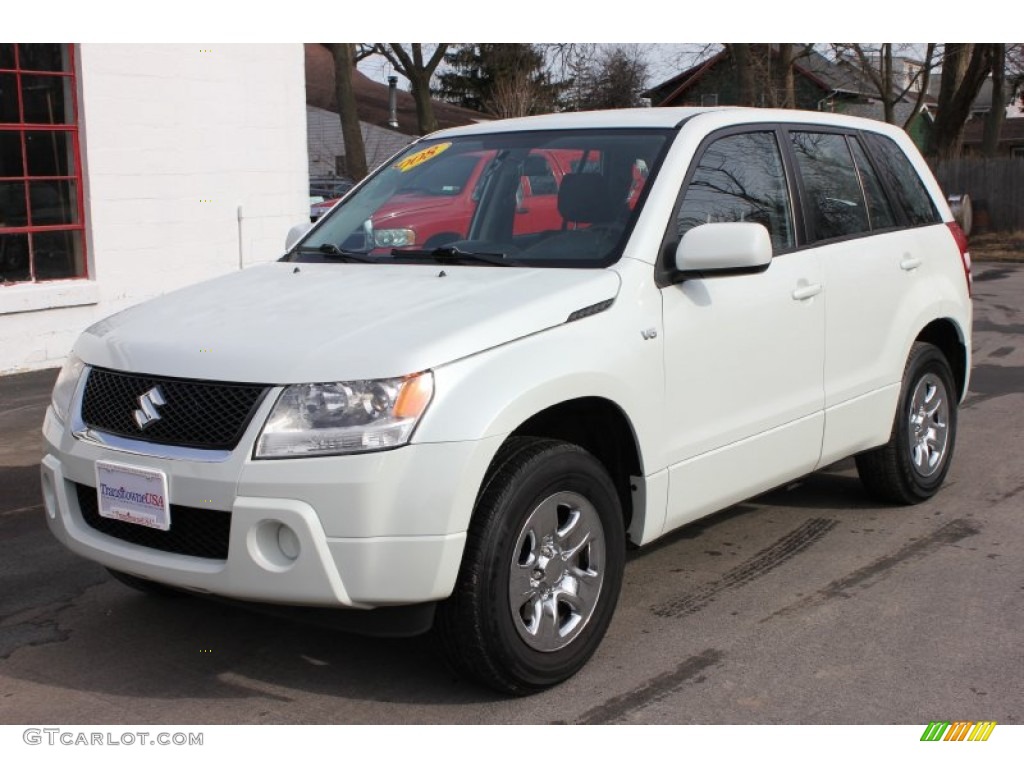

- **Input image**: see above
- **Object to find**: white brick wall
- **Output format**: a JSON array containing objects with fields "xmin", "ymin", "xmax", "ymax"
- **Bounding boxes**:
[{"xmin": 0, "ymin": 44, "xmax": 309, "ymax": 374}]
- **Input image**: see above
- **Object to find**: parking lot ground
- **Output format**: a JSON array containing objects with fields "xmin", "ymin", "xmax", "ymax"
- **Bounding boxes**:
[{"xmin": 1, "ymin": 262, "xmax": 1022, "ymax": 724}]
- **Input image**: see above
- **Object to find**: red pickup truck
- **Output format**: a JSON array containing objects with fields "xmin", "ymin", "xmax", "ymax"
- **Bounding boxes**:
[{"xmin": 368, "ymin": 149, "xmax": 576, "ymax": 250}]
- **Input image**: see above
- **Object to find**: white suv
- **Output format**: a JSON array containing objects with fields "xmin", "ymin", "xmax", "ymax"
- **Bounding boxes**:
[{"xmin": 42, "ymin": 108, "xmax": 972, "ymax": 694}]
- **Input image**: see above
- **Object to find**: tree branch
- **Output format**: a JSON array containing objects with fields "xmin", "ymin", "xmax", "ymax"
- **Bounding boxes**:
[{"xmin": 903, "ymin": 43, "xmax": 937, "ymax": 131}]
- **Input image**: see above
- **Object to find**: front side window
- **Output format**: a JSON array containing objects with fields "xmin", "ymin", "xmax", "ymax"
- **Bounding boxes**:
[
  {"xmin": 294, "ymin": 129, "xmax": 670, "ymax": 268},
  {"xmin": 0, "ymin": 44, "xmax": 86, "ymax": 284},
  {"xmin": 791, "ymin": 132, "xmax": 870, "ymax": 242},
  {"xmin": 676, "ymin": 131, "xmax": 795, "ymax": 253}
]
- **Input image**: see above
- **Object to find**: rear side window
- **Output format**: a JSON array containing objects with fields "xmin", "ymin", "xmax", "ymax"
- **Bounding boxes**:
[
  {"xmin": 849, "ymin": 137, "xmax": 897, "ymax": 230},
  {"xmin": 791, "ymin": 132, "xmax": 869, "ymax": 241},
  {"xmin": 864, "ymin": 134, "xmax": 940, "ymax": 226},
  {"xmin": 676, "ymin": 131, "xmax": 795, "ymax": 252}
]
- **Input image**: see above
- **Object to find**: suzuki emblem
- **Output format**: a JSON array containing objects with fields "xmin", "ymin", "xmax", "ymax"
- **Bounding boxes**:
[{"xmin": 133, "ymin": 386, "xmax": 166, "ymax": 429}]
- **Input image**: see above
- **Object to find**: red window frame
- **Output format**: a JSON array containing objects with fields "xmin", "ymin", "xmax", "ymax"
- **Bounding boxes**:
[{"xmin": 0, "ymin": 44, "xmax": 87, "ymax": 283}]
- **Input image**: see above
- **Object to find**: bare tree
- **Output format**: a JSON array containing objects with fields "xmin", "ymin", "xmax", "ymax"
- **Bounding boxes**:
[
  {"xmin": 721, "ymin": 44, "xmax": 813, "ymax": 108},
  {"xmin": 726, "ymin": 44, "xmax": 757, "ymax": 106},
  {"xmin": 574, "ymin": 45, "xmax": 651, "ymax": 111},
  {"xmin": 933, "ymin": 43, "xmax": 994, "ymax": 159},
  {"xmin": 983, "ymin": 44, "xmax": 1007, "ymax": 157},
  {"xmin": 541, "ymin": 44, "xmax": 598, "ymax": 82},
  {"xmin": 1008, "ymin": 43, "xmax": 1024, "ymax": 107},
  {"xmin": 372, "ymin": 44, "xmax": 449, "ymax": 134},
  {"xmin": 535, "ymin": 44, "xmax": 598, "ymax": 111},
  {"xmin": 324, "ymin": 43, "xmax": 368, "ymax": 181},
  {"xmin": 668, "ymin": 44, "xmax": 722, "ymax": 73},
  {"xmin": 486, "ymin": 70, "xmax": 541, "ymax": 118},
  {"xmin": 436, "ymin": 44, "xmax": 564, "ymax": 117},
  {"xmin": 560, "ymin": 46, "xmax": 597, "ymax": 112},
  {"xmin": 833, "ymin": 43, "xmax": 937, "ymax": 129},
  {"xmin": 776, "ymin": 43, "xmax": 797, "ymax": 108},
  {"xmin": 769, "ymin": 44, "xmax": 815, "ymax": 107}
]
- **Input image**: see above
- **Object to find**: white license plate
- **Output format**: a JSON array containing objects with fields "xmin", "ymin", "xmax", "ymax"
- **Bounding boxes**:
[{"xmin": 95, "ymin": 460, "xmax": 171, "ymax": 531}]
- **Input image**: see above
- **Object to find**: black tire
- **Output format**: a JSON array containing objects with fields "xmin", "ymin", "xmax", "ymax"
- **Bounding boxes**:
[
  {"xmin": 106, "ymin": 568, "xmax": 184, "ymax": 598},
  {"xmin": 856, "ymin": 342, "xmax": 958, "ymax": 504},
  {"xmin": 435, "ymin": 437, "xmax": 625, "ymax": 695}
]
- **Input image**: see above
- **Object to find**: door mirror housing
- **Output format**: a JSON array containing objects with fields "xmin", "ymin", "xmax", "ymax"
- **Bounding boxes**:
[
  {"xmin": 285, "ymin": 222, "xmax": 313, "ymax": 251},
  {"xmin": 674, "ymin": 222, "xmax": 772, "ymax": 275}
]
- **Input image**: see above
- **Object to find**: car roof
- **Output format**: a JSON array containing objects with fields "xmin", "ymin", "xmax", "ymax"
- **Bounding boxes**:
[{"xmin": 428, "ymin": 107, "xmax": 908, "ymax": 140}]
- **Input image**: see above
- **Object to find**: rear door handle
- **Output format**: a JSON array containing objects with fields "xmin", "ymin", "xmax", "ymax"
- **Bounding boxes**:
[
  {"xmin": 792, "ymin": 283, "xmax": 823, "ymax": 301},
  {"xmin": 900, "ymin": 256, "xmax": 922, "ymax": 271}
]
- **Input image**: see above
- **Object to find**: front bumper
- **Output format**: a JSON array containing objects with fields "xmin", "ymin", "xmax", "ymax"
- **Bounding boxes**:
[{"xmin": 41, "ymin": 401, "xmax": 501, "ymax": 610}]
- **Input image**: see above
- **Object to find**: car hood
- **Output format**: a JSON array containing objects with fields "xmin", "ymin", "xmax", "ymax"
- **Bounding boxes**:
[{"xmin": 75, "ymin": 262, "xmax": 621, "ymax": 383}]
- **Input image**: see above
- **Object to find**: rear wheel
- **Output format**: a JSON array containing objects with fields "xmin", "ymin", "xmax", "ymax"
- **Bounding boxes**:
[
  {"xmin": 435, "ymin": 437, "xmax": 625, "ymax": 695},
  {"xmin": 856, "ymin": 342, "xmax": 958, "ymax": 504}
]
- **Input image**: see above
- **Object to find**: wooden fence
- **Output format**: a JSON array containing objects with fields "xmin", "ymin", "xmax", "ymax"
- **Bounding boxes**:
[{"xmin": 931, "ymin": 158, "xmax": 1024, "ymax": 233}]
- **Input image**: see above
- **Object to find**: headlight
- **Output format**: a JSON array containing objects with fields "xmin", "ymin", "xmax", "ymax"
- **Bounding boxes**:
[
  {"xmin": 51, "ymin": 354, "xmax": 86, "ymax": 424},
  {"xmin": 373, "ymin": 228, "xmax": 416, "ymax": 248},
  {"xmin": 254, "ymin": 372, "xmax": 433, "ymax": 458}
]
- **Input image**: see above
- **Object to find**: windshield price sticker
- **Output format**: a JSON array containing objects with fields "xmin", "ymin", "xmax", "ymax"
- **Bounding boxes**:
[
  {"xmin": 95, "ymin": 460, "xmax": 171, "ymax": 531},
  {"xmin": 395, "ymin": 142, "xmax": 451, "ymax": 173}
]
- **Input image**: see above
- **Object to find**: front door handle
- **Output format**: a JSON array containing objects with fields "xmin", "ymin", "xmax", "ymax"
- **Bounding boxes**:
[
  {"xmin": 792, "ymin": 283, "xmax": 823, "ymax": 301},
  {"xmin": 900, "ymin": 256, "xmax": 922, "ymax": 271}
]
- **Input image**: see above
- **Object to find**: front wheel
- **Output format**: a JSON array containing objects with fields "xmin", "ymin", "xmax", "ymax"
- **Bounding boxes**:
[
  {"xmin": 856, "ymin": 342, "xmax": 959, "ymax": 504},
  {"xmin": 435, "ymin": 438, "xmax": 625, "ymax": 695}
]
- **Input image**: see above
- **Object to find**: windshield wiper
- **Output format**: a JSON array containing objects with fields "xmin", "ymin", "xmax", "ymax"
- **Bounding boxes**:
[
  {"xmin": 293, "ymin": 243, "xmax": 376, "ymax": 262},
  {"xmin": 393, "ymin": 245, "xmax": 518, "ymax": 267}
]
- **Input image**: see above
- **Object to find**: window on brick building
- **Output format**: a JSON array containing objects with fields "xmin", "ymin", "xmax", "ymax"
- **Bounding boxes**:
[{"xmin": 0, "ymin": 44, "xmax": 86, "ymax": 284}]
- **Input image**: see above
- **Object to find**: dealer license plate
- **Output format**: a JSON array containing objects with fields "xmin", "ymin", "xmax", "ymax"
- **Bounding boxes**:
[{"xmin": 94, "ymin": 460, "xmax": 171, "ymax": 531}]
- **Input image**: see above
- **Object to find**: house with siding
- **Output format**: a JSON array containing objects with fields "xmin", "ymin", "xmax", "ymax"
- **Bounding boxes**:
[
  {"xmin": 961, "ymin": 116, "xmax": 1024, "ymax": 157},
  {"xmin": 644, "ymin": 47, "xmax": 935, "ymax": 151}
]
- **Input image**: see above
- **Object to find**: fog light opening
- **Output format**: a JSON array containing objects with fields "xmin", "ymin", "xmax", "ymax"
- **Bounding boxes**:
[
  {"xmin": 42, "ymin": 473, "xmax": 57, "ymax": 520},
  {"xmin": 277, "ymin": 523, "xmax": 301, "ymax": 560},
  {"xmin": 249, "ymin": 520, "xmax": 301, "ymax": 571}
]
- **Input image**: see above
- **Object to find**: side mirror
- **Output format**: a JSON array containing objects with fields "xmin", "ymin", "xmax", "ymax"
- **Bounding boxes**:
[
  {"xmin": 675, "ymin": 222, "xmax": 772, "ymax": 275},
  {"xmin": 285, "ymin": 222, "xmax": 313, "ymax": 251}
]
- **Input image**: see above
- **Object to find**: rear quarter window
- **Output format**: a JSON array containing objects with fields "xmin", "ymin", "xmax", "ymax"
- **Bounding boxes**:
[{"xmin": 864, "ymin": 134, "xmax": 941, "ymax": 226}]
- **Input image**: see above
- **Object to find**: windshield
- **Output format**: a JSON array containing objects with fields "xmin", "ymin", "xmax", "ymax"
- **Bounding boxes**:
[
  {"xmin": 395, "ymin": 152, "xmax": 480, "ymax": 196},
  {"xmin": 290, "ymin": 128, "xmax": 670, "ymax": 268}
]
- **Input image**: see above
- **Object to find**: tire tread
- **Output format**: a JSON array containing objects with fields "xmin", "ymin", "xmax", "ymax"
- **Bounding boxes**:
[{"xmin": 434, "ymin": 437, "xmax": 621, "ymax": 695}]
